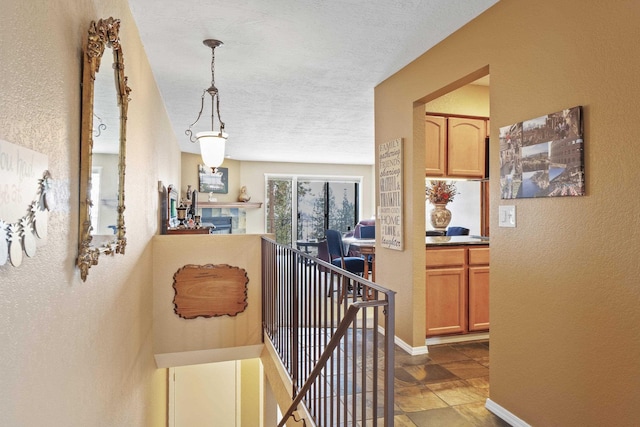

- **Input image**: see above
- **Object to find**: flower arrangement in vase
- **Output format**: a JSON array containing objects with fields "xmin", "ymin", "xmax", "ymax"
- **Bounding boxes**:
[
  {"xmin": 426, "ymin": 180, "xmax": 457, "ymax": 230},
  {"xmin": 426, "ymin": 180, "xmax": 457, "ymax": 205}
]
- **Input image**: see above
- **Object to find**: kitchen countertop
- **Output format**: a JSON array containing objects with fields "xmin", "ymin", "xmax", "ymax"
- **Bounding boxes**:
[{"xmin": 426, "ymin": 235, "xmax": 490, "ymax": 246}]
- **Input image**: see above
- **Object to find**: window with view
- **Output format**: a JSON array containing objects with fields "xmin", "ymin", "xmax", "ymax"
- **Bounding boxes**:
[{"xmin": 265, "ymin": 175, "xmax": 361, "ymax": 247}]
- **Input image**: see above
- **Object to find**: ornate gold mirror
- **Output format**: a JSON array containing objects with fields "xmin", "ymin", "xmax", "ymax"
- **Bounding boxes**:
[{"xmin": 77, "ymin": 17, "xmax": 131, "ymax": 281}]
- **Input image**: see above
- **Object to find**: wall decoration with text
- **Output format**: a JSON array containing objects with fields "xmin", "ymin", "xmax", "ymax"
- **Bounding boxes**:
[
  {"xmin": 378, "ymin": 138, "xmax": 403, "ymax": 250},
  {"xmin": 499, "ymin": 106, "xmax": 584, "ymax": 199},
  {"xmin": 0, "ymin": 139, "xmax": 52, "ymax": 268}
]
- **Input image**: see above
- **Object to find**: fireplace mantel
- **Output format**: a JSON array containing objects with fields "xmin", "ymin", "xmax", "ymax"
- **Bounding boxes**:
[{"xmin": 198, "ymin": 202, "xmax": 262, "ymax": 209}]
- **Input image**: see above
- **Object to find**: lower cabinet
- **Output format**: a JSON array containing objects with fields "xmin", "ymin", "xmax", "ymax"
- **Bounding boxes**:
[
  {"xmin": 425, "ymin": 267, "xmax": 467, "ymax": 336},
  {"xmin": 469, "ymin": 266, "xmax": 490, "ymax": 331},
  {"xmin": 426, "ymin": 245, "xmax": 490, "ymax": 337}
]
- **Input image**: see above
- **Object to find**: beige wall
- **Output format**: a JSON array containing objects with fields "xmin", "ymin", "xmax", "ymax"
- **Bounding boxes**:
[
  {"xmin": 375, "ymin": 0, "xmax": 640, "ymax": 425},
  {"xmin": 0, "ymin": 0, "xmax": 179, "ymax": 424},
  {"xmin": 152, "ymin": 234, "xmax": 263, "ymax": 362},
  {"xmin": 240, "ymin": 358, "xmax": 262, "ymax": 426},
  {"xmin": 425, "ymin": 83, "xmax": 490, "ymax": 117}
]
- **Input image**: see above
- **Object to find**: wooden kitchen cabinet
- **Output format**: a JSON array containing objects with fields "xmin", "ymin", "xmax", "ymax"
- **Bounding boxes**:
[
  {"xmin": 468, "ymin": 266, "xmax": 490, "ymax": 331},
  {"xmin": 448, "ymin": 117, "xmax": 487, "ymax": 178},
  {"xmin": 425, "ymin": 114, "xmax": 488, "ymax": 178},
  {"xmin": 425, "ymin": 247, "xmax": 467, "ymax": 337},
  {"xmin": 426, "ymin": 245, "xmax": 490, "ymax": 337},
  {"xmin": 425, "ymin": 115, "xmax": 447, "ymax": 176},
  {"xmin": 426, "ymin": 267, "xmax": 467, "ymax": 336},
  {"xmin": 468, "ymin": 246, "xmax": 490, "ymax": 331}
]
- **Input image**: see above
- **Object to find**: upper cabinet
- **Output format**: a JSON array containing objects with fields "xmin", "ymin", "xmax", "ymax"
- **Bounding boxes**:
[
  {"xmin": 425, "ymin": 115, "xmax": 447, "ymax": 176},
  {"xmin": 448, "ymin": 117, "xmax": 487, "ymax": 178},
  {"xmin": 425, "ymin": 114, "xmax": 488, "ymax": 179}
]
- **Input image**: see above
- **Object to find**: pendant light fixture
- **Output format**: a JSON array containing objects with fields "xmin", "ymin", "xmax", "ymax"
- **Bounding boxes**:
[{"xmin": 186, "ymin": 39, "xmax": 228, "ymax": 170}]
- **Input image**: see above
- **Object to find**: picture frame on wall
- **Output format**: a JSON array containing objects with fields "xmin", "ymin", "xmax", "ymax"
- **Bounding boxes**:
[
  {"xmin": 198, "ymin": 165, "xmax": 229, "ymax": 194},
  {"xmin": 499, "ymin": 106, "xmax": 585, "ymax": 199}
]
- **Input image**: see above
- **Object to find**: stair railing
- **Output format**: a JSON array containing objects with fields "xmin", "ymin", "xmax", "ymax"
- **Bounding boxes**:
[{"xmin": 262, "ymin": 237, "xmax": 395, "ymax": 426}]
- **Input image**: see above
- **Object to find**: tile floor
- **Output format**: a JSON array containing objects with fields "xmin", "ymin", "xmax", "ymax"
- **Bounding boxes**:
[
  {"xmin": 287, "ymin": 272, "xmax": 508, "ymax": 425},
  {"xmin": 387, "ymin": 340, "xmax": 509, "ymax": 427}
]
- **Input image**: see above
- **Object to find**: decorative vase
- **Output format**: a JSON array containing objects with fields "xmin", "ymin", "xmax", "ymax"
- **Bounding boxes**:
[
  {"xmin": 238, "ymin": 186, "xmax": 251, "ymax": 202},
  {"xmin": 176, "ymin": 206, "xmax": 187, "ymax": 228},
  {"xmin": 430, "ymin": 203, "xmax": 452, "ymax": 230}
]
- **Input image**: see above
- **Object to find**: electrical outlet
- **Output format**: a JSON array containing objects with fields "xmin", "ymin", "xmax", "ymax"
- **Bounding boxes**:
[{"xmin": 499, "ymin": 205, "xmax": 516, "ymax": 227}]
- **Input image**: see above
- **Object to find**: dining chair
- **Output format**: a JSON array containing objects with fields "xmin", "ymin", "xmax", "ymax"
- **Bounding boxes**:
[
  {"xmin": 315, "ymin": 239, "xmax": 330, "ymax": 273},
  {"xmin": 325, "ymin": 229, "xmax": 365, "ymax": 299},
  {"xmin": 359, "ymin": 225, "xmax": 375, "ymax": 239},
  {"xmin": 352, "ymin": 219, "xmax": 374, "ymax": 238},
  {"xmin": 356, "ymin": 225, "xmax": 375, "ymax": 276},
  {"xmin": 446, "ymin": 226, "xmax": 470, "ymax": 236}
]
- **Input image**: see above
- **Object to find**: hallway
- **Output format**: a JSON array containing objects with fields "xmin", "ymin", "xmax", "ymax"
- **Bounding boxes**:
[
  {"xmin": 389, "ymin": 340, "xmax": 508, "ymax": 426},
  {"xmin": 295, "ymin": 282, "xmax": 506, "ymax": 425}
]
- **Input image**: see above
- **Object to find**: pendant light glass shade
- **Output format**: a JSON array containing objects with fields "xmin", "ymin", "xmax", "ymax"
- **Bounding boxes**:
[{"xmin": 197, "ymin": 131, "xmax": 228, "ymax": 168}]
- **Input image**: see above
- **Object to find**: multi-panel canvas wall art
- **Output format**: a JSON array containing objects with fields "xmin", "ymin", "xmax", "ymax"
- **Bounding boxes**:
[{"xmin": 499, "ymin": 106, "xmax": 584, "ymax": 199}]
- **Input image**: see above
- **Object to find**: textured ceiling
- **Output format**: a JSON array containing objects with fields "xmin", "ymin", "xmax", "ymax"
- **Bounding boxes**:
[{"xmin": 129, "ymin": 0, "xmax": 498, "ymax": 165}]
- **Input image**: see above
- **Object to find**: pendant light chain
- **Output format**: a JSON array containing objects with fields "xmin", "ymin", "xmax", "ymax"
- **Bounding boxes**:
[
  {"xmin": 211, "ymin": 46, "xmax": 225, "ymax": 133},
  {"xmin": 210, "ymin": 46, "xmax": 216, "ymax": 88}
]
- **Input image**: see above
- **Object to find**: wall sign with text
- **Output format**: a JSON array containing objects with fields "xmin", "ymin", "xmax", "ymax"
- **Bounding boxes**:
[
  {"xmin": 378, "ymin": 138, "xmax": 403, "ymax": 251},
  {"xmin": 0, "ymin": 139, "xmax": 52, "ymax": 267}
]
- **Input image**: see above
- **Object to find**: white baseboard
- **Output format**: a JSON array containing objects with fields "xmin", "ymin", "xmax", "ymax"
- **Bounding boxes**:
[
  {"xmin": 392, "ymin": 331, "xmax": 490, "ymax": 355},
  {"xmin": 377, "ymin": 325, "xmax": 429, "ymax": 355},
  {"xmin": 396, "ymin": 335, "xmax": 429, "ymax": 355},
  {"xmin": 426, "ymin": 332, "xmax": 490, "ymax": 346},
  {"xmin": 485, "ymin": 398, "xmax": 531, "ymax": 427},
  {"xmin": 378, "ymin": 324, "xmax": 490, "ymax": 354}
]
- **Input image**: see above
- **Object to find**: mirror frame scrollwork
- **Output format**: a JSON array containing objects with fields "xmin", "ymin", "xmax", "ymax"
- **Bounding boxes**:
[{"xmin": 77, "ymin": 17, "xmax": 131, "ymax": 281}]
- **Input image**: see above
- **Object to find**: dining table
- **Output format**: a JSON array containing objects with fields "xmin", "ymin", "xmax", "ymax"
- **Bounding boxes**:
[
  {"xmin": 343, "ymin": 237, "xmax": 376, "ymax": 282},
  {"xmin": 296, "ymin": 239, "xmax": 321, "ymax": 254},
  {"xmin": 296, "ymin": 239, "xmax": 321, "ymax": 265}
]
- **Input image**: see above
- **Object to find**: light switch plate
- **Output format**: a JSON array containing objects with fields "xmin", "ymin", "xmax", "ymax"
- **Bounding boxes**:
[{"xmin": 499, "ymin": 205, "xmax": 516, "ymax": 227}]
